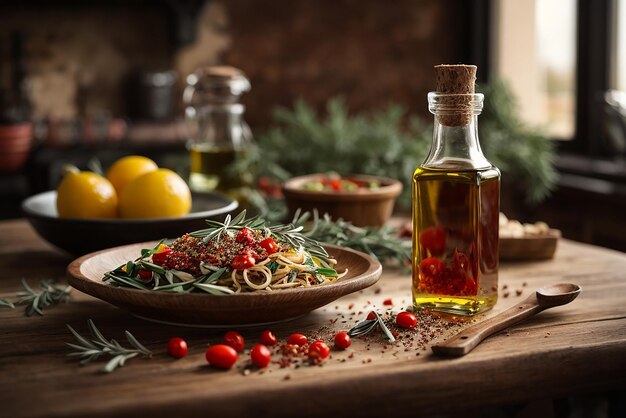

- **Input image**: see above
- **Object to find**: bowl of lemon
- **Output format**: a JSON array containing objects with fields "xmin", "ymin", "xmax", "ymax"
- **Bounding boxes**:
[{"xmin": 22, "ymin": 156, "xmax": 238, "ymax": 255}]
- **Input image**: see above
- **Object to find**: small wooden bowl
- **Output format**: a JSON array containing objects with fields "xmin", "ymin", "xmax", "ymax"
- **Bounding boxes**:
[
  {"xmin": 499, "ymin": 229, "xmax": 561, "ymax": 261},
  {"xmin": 283, "ymin": 174, "xmax": 402, "ymax": 227},
  {"xmin": 67, "ymin": 243, "xmax": 382, "ymax": 327}
]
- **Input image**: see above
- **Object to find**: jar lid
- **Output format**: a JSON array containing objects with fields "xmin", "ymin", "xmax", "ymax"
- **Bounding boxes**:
[{"xmin": 186, "ymin": 66, "xmax": 251, "ymax": 101}]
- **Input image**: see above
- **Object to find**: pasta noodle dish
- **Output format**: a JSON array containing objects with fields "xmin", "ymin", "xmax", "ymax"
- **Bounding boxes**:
[{"xmin": 103, "ymin": 211, "xmax": 346, "ymax": 295}]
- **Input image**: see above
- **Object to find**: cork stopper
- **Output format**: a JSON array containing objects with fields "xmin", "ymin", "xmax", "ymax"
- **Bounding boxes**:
[{"xmin": 434, "ymin": 64, "xmax": 477, "ymax": 126}]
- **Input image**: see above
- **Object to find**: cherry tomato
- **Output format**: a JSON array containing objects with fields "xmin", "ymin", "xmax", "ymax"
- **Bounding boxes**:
[
  {"xmin": 259, "ymin": 238, "xmax": 279, "ymax": 254},
  {"xmin": 236, "ymin": 227, "xmax": 256, "ymax": 244},
  {"xmin": 250, "ymin": 344, "xmax": 271, "ymax": 368},
  {"xmin": 419, "ymin": 257, "xmax": 445, "ymax": 279},
  {"xmin": 137, "ymin": 269, "xmax": 153, "ymax": 281},
  {"xmin": 223, "ymin": 330, "xmax": 245, "ymax": 352},
  {"xmin": 396, "ymin": 311, "xmax": 418, "ymax": 329},
  {"xmin": 330, "ymin": 178, "xmax": 342, "ymax": 191},
  {"xmin": 231, "ymin": 254, "xmax": 255, "ymax": 270},
  {"xmin": 333, "ymin": 331, "xmax": 351, "ymax": 350},
  {"xmin": 167, "ymin": 337, "xmax": 188, "ymax": 358},
  {"xmin": 205, "ymin": 344, "xmax": 238, "ymax": 369},
  {"xmin": 308, "ymin": 340, "xmax": 330, "ymax": 360},
  {"xmin": 383, "ymin": 298, "xmax": 393, "ymax": 306},
  {"xmin": 260, "ymin": 329, "xmax": 277, "ymax": 346},
  {"xmin": 151, "ymin": 246, "xmax": 172, "ymax": 266},
  {"xmin": 366, "ymin": 311, "xmax": 377, "ymax": 320},
  {"xmin": 287, "ymin": 333, "xmax": 307, "ymax": 346},
  {"xmin": 419, "ymin": 226, "xmax": 446, "ymax": 255}
]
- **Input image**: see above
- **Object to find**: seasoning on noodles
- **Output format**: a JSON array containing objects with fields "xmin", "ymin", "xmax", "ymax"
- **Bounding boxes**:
[{"xmin": 103, "ymin": 211, "xmax": 347, "ymax": 295}]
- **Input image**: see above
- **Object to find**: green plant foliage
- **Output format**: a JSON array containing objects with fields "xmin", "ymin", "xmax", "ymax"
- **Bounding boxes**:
[
  {"xmin": 246, "ymin": 80, "xmax": 557, "ymax": 210},
  {"xmin": 251, "ymin": 98, "xmax": 431, "ymax": 209}
]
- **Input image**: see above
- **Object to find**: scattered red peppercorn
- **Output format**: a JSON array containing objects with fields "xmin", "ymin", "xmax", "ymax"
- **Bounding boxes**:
[
  {"xmin": 334, "ymin": 331, "xmax": 351, "ymax": 350},
  {"xmin": 250, "ymin": 344, "xmax": 271, "ymax": 368},
  {"xmin": 287, "ymin": 333, "xmax": 307, "ymax": 346},
  {"xmin": 167, "ymin": 337, "xmax": 188, "ymax": 358},
  {"xmin": 366, "ymin": 311, "xmax": 377, "ymax": 320},
  {"xmin": 308, "ymin": 340, "xmax": 330, "ymax": 361},
  {"xmin": 396, "ymin": 311, "xmax": 418, "ymax": 329},
  {"xmin": 236, "ymin": 227, "xmax": 256, "ymax": 245},
  {"xmin": 260, "ymin": 329, "xmax": 277, "ymax": 346},
  {"xmin": 205, "ymin": 344, "xmax": 238, "ymax": 369},
  {"xmin": 223, "ymin": 330, "xmax": 245, "ymax": 352},
  {"xmin": 383, "ymin": 298, "xmax": 393, "ymax": 306}
]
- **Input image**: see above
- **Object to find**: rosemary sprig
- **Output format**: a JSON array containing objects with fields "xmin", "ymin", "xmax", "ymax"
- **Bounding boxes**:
[
  {"xmin": 66, "ymin": 319, "xmax": 152, "ymax": 373},
  {"xmin": 0, "ymin": 298, "xmax": 15, "ymax": 309},
  {"xmin": 190, "ymin": 210, "xmax": 331, "ymax": 262},
  {"xmin": 14, "ymin": 279, "xmax": 71, "ymax": 316},
  {"xmin": 348, "ymin": 311, "xmax": 396, "ymax": 343},
  {"xmin": 190, "ymin": 210, "xmax": 265, "ymax": 245},
  {"xmin": 294, "ymin": 210, "xmax": 410, "ymax": 264}
]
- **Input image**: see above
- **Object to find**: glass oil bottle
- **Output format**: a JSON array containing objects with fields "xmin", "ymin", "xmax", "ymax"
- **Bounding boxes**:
[
  {"xmin": 183, "ymin": 66, "xmax": 254, "ymax": 199},
  {"xmin": 412, "ymin": 65, "xmax": 500, "ymax": 315}
]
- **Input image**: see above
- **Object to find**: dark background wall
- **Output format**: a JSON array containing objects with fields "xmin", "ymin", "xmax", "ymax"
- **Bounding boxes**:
[{"xmin": 0, "ymin": 0, "xmax": 471, "ymax": 127}]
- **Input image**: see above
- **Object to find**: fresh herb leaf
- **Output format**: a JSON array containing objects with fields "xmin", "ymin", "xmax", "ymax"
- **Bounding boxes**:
[
  {"xmin": 297, "ymin": 210, "xmax": 410, "ymax": 265},
  {"xmin": 66, "ymin": 319, "xmax": 152, "ymax": 373},
  {"xmin": 14, "ymin": 279, "xmax": 71, "ymax": 316},
  {"xmin": 348, "ymin": 319, "xmax": 379, "ymax": 337},
  {"xmin": 267, "ymin": 261, "xmax": 279, "ymax": 274},
  {"xmin": 347, "ymin": 312, "xmax": 395, "ymax": 343},
  {"xmin": 0, "ymin": 298, "xmax": 15, "ymax": 309}
]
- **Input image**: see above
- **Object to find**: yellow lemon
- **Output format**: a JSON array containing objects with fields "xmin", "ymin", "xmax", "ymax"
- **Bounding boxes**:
[
  {"xmin": 56, "ymin": 167, "xmax": 118, "ymax": 219},
  {"xmin": 106, "ymin": 155, "xmax": 158, "ymax": 195},
  {"xmin": 119, "ymin": 168, "xmax": 192, "ymax": 219}
]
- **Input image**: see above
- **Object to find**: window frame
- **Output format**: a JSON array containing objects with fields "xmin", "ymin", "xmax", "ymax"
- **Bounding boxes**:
[{"xmin": 476, "ymin": 0, "xmax": 618, "ymax": 161}]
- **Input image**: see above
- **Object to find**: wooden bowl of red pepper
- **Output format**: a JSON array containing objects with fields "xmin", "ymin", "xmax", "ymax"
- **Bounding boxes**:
[{"xmin": 282, "ymin": 174, "xmax": 402, "ymax": 227}]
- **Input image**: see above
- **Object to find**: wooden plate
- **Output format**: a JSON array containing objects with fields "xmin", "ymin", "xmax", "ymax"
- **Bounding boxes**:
[
  {"xmin": 66, "ymin": 243, "xmax": 382, "ymax": 327},
  {"xmin": 22, "ymin": 191, "xmax": 238, "ymax": 255},
  {"xmin": 499, "ymin": 229, "xmax": 561, "ymax": 261}
]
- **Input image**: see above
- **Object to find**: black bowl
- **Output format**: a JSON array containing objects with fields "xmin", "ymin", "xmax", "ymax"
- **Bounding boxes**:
[{"xmin": 22, "ymin": 191, "xmax": 238, "ymax": 255}]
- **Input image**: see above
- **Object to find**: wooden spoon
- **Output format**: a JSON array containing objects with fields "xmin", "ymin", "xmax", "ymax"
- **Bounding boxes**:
[{"xmin": 432, "ymin": 283, "xmax": 581, "ymax": 357}]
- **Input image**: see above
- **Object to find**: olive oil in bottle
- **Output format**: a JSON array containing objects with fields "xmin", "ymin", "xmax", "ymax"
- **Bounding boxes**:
[
  {"xmin": 184, "ymin": 66, "xmax": 254, "ymax": 200},
  {"xmin": 412, "ymin": 65, "xmax": 500, "ymax": 316}
]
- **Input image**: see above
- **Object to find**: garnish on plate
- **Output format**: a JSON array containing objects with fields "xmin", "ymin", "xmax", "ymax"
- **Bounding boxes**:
[{"xmin": 103, "ymin": 210, "xmax": 346, "ymax": 294}]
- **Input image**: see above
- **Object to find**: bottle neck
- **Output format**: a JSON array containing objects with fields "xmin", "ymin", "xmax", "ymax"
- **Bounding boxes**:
[{"xmin": 422, "ymin": 114, "xmax": 492, "ymax": 170}]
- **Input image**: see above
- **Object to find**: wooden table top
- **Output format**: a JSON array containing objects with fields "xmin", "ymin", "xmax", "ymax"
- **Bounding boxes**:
[{"xmin": 1, "ymin": 218, "xmax": 625, "ymax": 418}]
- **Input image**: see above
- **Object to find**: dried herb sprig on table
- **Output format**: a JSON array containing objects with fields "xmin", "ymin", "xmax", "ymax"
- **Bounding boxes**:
[
  {"xmin": 0, "ymin": 279, "xmax": 71, "ymax": 316},
  {"xmin": 293, "ymin": 210, "xmax": 411, "ymax": 265},
  {"xmin": 0, "ymin": 298, "xmax": 15, "ymax": 308},
  {"xmin": 348, "ymin": 311, "xmax": 396, "ymax": 343},
  {"xmin": 66, "ymin": 320, "xmax": 152, "ymax": 373}
]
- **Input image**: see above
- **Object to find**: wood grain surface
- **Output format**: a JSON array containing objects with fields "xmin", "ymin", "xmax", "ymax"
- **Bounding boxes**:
[{"xmin": 0, "ymin": 219, "xmax": 625, "ymax": 418}]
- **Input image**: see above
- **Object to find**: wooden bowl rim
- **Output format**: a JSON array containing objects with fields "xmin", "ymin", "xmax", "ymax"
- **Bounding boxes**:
[
  {"xmin": 283, "ymin": 173, "xmax": 403, "ymax": 201},
  {"xmin": 66, "ymin": 242, "xmax": 382, "ymax": 303},
  {"xmin": 22, "ymin": 190, "xmax": 239, "ymax": 225}
]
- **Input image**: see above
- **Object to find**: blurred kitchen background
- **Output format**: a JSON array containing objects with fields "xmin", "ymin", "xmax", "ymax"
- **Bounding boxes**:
[{"xmin": 1, "ymin": 0, "xmax": 625, "ymax": 251}]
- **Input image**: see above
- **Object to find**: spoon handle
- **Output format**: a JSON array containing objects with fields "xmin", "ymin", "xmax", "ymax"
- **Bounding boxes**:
[{"xmin": 432, "ymin": 294, "xmax": 544, "ymax": 357}]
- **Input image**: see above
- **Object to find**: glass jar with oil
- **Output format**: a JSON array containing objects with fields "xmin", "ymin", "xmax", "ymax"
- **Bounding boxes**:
[
  {"xmin": 183, "ymin": 66, "xmax": 253, "ymax": 199},
  {"xmin": 412, "ymin": 65, "xmax": 500, "ymax": 316}
]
